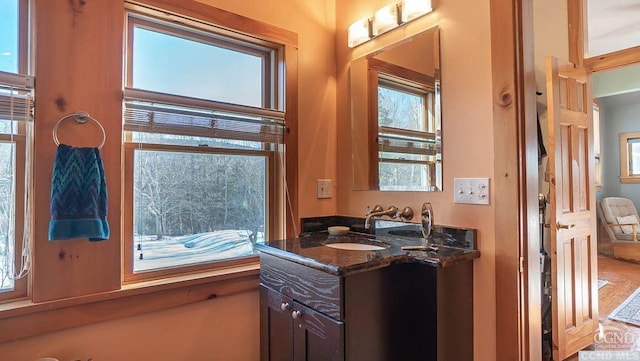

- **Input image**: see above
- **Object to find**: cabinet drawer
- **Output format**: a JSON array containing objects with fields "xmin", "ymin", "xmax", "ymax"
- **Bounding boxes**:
[{"xmin": 260, "ymin": 253, "xmax": 343, "ymax": 319}]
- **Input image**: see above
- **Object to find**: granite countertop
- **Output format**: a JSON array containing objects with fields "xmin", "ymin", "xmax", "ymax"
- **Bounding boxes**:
[{"xmin": 255, "ymin": 231, "xmax": 480, "ymax": 276}]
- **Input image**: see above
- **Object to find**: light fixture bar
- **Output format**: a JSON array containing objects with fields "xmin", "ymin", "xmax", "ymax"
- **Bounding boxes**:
[
  {"xmin": 372, "ymin": 4, "xmax": 399, "ymax": 37},
  {"xmin": 401, "ymin": 0, "xmax": 433, "ymax": 23},
  {"xmin": 348, "ymin": 18, "xmax": 371, "ymax": 48},
  {"xmin": 347, "ymin": 0, "xmax": 434, "ymax": 48}
]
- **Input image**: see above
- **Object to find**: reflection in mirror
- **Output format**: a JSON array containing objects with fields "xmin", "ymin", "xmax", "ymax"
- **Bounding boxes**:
[{"xmin": 351, "ymin": 26, "xmax": 441, "ymax": 191}]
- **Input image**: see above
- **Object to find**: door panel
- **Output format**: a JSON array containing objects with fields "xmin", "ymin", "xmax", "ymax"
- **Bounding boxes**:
[
  {"xmin": 546, "ymin": 56, "xmax": 598, "ymax": 361},
  {"xmin": 261, "ymin": 285, "xmax": 294, "ymax": 361},
  {"xmin": 293, "ymin": 301, "xmax": 344, "ymax": 361}
]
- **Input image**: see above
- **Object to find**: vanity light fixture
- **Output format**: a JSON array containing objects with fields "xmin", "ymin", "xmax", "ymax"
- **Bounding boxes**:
[
  {"xmin": 401, "ymin": 0, "xmax": 433, "ymax": 22},
  {"xmin": 372, "ymin": 4, "xmax": 400, "ymax": 36},
  {"xmin": 347, "ymin": 0, "xmax": 433, "ymax": 48},
  {"xmin": 348, "ymin": 17, "xmax": 372, "ymax": 48}
]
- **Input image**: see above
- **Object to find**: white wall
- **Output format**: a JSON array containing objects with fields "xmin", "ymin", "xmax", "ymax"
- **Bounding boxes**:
[
  {"xmin": 0, "ymin": 291, "xmax": 260, "ymax": 361},
  {"xmin": 594, "ymin": 63, "xmax": 640, "ymax": 98}
]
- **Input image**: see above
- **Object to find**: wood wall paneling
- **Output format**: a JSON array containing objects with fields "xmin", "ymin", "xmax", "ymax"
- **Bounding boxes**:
[
  {"xmin": 33, "ymin": 0, "xmax": 123, "ymax": 302},
  {"xmin": 0, "ymin": 273, "xmax": 258, "ymax": 344},
  {"xmin": 128, "ymin": 0, "xmax": 298, "ymax": 47},
  {"xmin": 567, "ymin": 0, "xmax": 586, "ymax": 66},
  {"xmin": 584, "ymin": 46, "xmax": 640, "ymax": 73},
  {"xmin": 490, "ymin": 0, "xmax": 540, "ymax": 359}
]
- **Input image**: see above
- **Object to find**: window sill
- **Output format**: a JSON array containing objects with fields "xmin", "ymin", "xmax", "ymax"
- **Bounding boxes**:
[
  {"xmin": 0, "ymin": 261, "xmax": 260, "ymax": 344},
  {"xmin": 620, "ymin": 176, "xmax": 640, "ymax": 184}
]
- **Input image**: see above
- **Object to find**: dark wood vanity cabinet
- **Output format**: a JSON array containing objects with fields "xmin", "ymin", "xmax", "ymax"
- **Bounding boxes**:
[
  {"xmin": 260, "ymin": 285, "xmax": 344, "ymax": 361},
  {"xmin": 259, "ymin": 252, "xmax": 474, "ymax": 361}
]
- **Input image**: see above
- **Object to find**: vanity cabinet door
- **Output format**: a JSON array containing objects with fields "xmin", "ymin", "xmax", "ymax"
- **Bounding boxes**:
[
  {"xmin": 293, "ymin": 301, "xmax": 344, "ymax": 361},
  {"xmin": 261, "ymin": 285, "xmax": 344, "ymax": 361},
  {"xmin": 260, "ymin": 285, "xmax": 294, "ymax": 361}
]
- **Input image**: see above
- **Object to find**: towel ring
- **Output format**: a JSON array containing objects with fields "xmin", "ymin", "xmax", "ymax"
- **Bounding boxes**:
[{"xmin": 52, "ymin": 111, "xmax": 106, "ymax": 149}]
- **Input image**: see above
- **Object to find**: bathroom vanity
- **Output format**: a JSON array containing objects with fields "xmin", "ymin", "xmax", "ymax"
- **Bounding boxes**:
[{"xmin": 257, "ymin": 222, "xmax": 479, "ymax": 361}]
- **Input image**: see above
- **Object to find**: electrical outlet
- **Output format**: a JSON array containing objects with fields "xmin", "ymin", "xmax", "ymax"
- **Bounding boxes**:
[
  {"xmin": 317, "ymin": 179, "xmax": 332, "ymax": 199},
  {"xmin": 453, "ymin": 178, "xmax": 490, "ymax": 205}
]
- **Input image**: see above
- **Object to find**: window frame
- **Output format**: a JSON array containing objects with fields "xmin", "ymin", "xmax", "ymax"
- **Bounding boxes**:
[
  {"xmin": 0, "ymin": 0, "xmax": 31, "ymax": 303},
  {"xmin": 620, "ymin": 131, "xmax": 640, "ymax": 184},
  {"xmin": 122, "ymin": 9, "xmax": 289, "ymax": 283},
  {"xmin": 125, "ymin": 15, "xmax": 274, "ymax": 106},
  {"xmin": 593, "ymin": 100, "xmax": 602, "ymax": 190}
]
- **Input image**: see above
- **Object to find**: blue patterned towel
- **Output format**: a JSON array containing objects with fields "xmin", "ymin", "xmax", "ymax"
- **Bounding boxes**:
[{"xmin": 48, "ymin": 144, "xmax": 109, "ymax": 241}]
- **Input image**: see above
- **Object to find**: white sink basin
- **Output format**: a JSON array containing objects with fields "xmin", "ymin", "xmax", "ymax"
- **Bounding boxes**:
[{"xmin": 324, "ymin": 242, "xmax": 386, "ymax": 251}]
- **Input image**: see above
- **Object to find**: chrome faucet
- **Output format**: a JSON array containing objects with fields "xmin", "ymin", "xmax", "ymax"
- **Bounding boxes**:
[
  {"xmin": 364, "ymin": 205, "xmax": 398, "ymax": 229},
  {"xmin": 421, "ymin": 202, "xmax": 434, "ymax": 239}
]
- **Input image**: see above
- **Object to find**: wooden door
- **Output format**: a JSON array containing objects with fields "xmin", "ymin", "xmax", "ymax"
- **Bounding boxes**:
[
  {"xmin": 293, "ymin": 301, "xmax": 344, "ymax": 361},
  {"xmin": 260, "ymin": 285, "xmax": 294, "ymax": 361},
  {"xmin": 546, "ymin": 56, "xmax": 599, "ymax": 360}
]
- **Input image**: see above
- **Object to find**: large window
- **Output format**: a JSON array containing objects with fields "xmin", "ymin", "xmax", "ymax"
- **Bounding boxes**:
[
  {"xmin": 124, "ymin": 12, "xmax": 285, "ymax": 280},
  {"xmin": 0, "ymin": 0, "xmax": 31, "ymax": 302},
  {"xmin": 620, "ymin": 131, "xmax": 640, "ymax": 184}
]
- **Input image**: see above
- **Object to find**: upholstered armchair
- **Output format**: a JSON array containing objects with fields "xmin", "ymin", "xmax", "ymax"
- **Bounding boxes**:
[{"xmin": 599, "ymin": 197, "xmax": 640, "ymax": 260}]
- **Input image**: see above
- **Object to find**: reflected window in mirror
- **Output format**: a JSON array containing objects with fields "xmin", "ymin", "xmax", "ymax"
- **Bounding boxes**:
[
  {"xmin": 376, "ymin": 69, "xmax": 440, "ymax": 191},
  {"xmin": 350, "ymin": 26, "xmax": 441, "ymax": 191}
]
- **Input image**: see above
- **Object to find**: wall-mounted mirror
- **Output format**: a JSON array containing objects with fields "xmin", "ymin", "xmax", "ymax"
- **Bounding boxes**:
[{"xmin": 350, "ymin": 26, "xmax": 441, "ymax": 191}]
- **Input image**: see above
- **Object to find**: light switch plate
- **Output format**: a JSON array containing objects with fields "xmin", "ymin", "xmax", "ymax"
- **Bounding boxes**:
[
  {"xmin": 454, "ymin": 178, "xmax": 490, "ymax": 205},
  {"xmin": 317, "ymin": 179, "xmax": 332, "ymax": 199}
]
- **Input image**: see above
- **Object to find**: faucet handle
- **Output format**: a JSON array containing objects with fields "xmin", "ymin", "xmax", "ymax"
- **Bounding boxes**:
[
  {"xmin": 421, "ymin": 202, "xmax": 434, "ymax": 238},
  {"xmin": 386, "ymin": 206, "xmax": 399, "ymax": 219},
  {"xmin": 366, "ymin": 204, "xmax": 384, "ymax": 216},
  {"xmin": 397, "ymin": 207, "xmax": 414, "ymax": 222}
]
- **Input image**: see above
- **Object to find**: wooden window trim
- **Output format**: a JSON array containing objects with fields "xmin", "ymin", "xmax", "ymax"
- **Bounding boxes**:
[
  {"xmin": 121, "ymin": 1, "xmax": 298, "ymax": 283},
  {"xmin": 0, "ymin": 0, "xmax": 31, "ymax": 302},
  {"xmin": 620, "ymin": 131, "xmax": 640, "ymax": 184},
  {"xmin": 490, "ymin": 0, "xmax": 539, "ymax": 359},
  {"xmin": 0, "ymin": 263, "xmax": 259, "ymax": 344},
  {"xmin": 568, "ymin": 0, "xmax": 640, "ymax": 72},
  {"xmin": 125, "ymin": 0, "xmax": 297, "ymax": 47},
  {"xmin": 122, "ymin": 18, "xmax": 280, "ymax": 280}
]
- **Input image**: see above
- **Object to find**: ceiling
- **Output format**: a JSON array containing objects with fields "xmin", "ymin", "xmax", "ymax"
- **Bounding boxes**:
[
  {"xmin": 587, "ymin": 0, "xmax": 640, "ymax": 102},
  {"xmin": 599, "ymin": 90, "xmax": 640, "ymax": 107},
  {"xmin": 587, "ymin": 0, "xmax": 640, "ymax": 57}
]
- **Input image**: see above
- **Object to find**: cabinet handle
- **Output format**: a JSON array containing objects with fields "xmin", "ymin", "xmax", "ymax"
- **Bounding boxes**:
[
  {"xmin": 291, "ymin": 310, "xmax": 303, "ymax": 320},
  {"xmin": 280, "ymin": 302, "xmax": 290, "ymax": 312}
]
